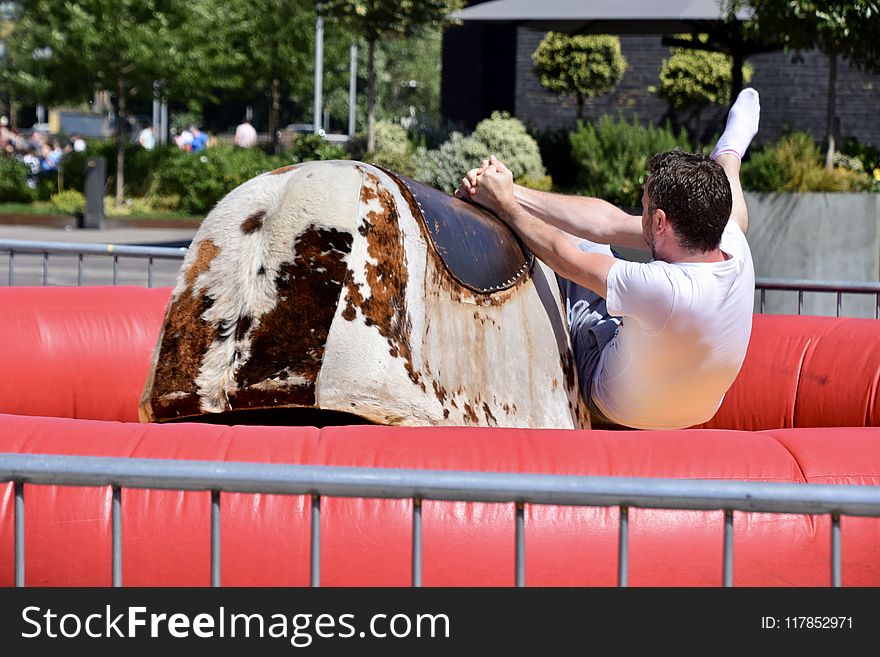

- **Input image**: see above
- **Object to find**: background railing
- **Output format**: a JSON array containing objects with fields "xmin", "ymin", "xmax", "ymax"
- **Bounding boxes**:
[
  {"xmin": 0, "ymin": 239, "xmax": 186, "ymax": 288},
  {"xmin": 3, "ymin": 452, "xmax": 879, "ymax": 588},
  {"xmin": 2, "ymin": 239, "xmax": 880, "ymax": 317}
]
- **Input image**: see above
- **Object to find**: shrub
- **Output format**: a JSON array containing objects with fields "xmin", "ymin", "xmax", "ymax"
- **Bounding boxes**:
[
  {"xmin": 0, "ymin": 158, "xmax": 35, "ymax": 203},
  {"xmin": 58, "ymin": 140, "xmax": 114, "ymax": 193},
  {"xmin": 414, "ymin": 132, "xmax": 474, "ymax": 194},
  {"xmin": 287, "ymin": 133, "xmax": 349, "ymax": 164},
  {"xmin": 49, "ymin": 190, "xmax": 85, "ymax": 216},
  {"xmin": 349, "ymin": 121, "xmax": 416, "ymax": 177},
  {"xmin": 533, "ymin": 127, "xmax": 579, "ymax": 191},
  {"xmin": 839, "ymin": 137, "xmax": 880, "ymax": 189},
  {"xmin": 153, "ymin": 145, "xmax": 286, "ymax": 216},
  {"xmin": 742, "ymin": 132, "xmax": 870, "ymax": 193},
  {"xmin": 469, "ymin": 112, "xmax": 545, "ymax": 180},
  {"xmin": 416, "ymin": 112, "xmax": 545, "ymax": 194},
  {"xmin": 570, "ymin": 115, "xmax": 691, "ymax": 207}
]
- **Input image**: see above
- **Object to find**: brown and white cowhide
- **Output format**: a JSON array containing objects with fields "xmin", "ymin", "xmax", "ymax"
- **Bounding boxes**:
[{"xmin": 139, "ymin": 160, "xmax": 590, "ymax": 429}]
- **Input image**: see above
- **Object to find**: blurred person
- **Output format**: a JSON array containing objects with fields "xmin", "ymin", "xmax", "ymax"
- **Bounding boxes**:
[
  {"xmin": 138, "ymin": 122, "xmax": 156, "ymax": 150},
  {"xmin": 0, "ymin": 116, "xmax": 13, "ymax": 149},
  {"xmin": 190, "ymin": 125, "xmax": 208, "ymax": 153},
  {"xmin": 234, "ymin": 117, "xmax": 257, "ymax": 148},
  {"xmin": 175, "ymin": 126, "xmax": 193, "ymax": 151},
  {"xmin": 65, "ymin": 134, "xmax": 87, "ymax": 153}
]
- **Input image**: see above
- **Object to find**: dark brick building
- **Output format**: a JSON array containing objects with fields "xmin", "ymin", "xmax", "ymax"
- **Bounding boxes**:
[{"xmin": 442, "ymin": 24, "xmax": 880, "ymax": 149}]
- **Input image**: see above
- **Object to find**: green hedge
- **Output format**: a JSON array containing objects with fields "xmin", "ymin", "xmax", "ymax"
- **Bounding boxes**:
[
  {"xmin": 742, "ymin": 133, "xmax": 873, "ymax": 193},
  {"xmin": 153, "ymin": 146, "xmax": 289, "ymax": 216},
  {"xmin": 0, "ymin": 158, "xmax": 35, "ymax": 203},
  {"xmin": 570, "ymin": 115, "xmax": 691, "ymax": 207},
  {"xmin": 416, "ymin": 112, "xmax": 546, "ymax": 193}
]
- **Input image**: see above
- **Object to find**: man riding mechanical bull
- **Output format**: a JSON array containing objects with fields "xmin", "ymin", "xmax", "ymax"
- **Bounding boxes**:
[{"xmin": 141, "ymin": 89, "xmax": 759, "ymax": 431}]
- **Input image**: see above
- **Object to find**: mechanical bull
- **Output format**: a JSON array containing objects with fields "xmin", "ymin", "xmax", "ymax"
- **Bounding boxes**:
[{"xmin": 139, "ymin": 160, "xmax": 590, "ymax": 429}]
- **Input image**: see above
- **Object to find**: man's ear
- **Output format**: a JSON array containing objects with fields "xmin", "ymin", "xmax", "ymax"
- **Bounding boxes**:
[{"xmin": 654, "ymin": 208, "xmax": 669, "ymax": 233}]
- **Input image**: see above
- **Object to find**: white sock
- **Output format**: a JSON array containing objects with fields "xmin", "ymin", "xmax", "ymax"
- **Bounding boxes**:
[{"xmin": 711, "ymin": 88, "xmax": 760, "ymax": 160}]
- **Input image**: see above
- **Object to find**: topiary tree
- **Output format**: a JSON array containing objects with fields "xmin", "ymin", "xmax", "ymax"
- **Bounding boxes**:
[
  {"xmin": 415, "ymin": 112, "xmax": 546, "ymax": 194},
  {"xmin": 656, "ymin": 34, "xmax": 753, "ymax": 147},
  {"xmin": 532, "ymin": 32, "xmax": 627, "ymax": 119}
]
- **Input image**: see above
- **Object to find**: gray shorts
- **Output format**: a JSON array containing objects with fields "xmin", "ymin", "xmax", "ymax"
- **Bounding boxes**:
[{"xmin": 556, "ymin": 239, "xmax": 622, "ymax": 424}]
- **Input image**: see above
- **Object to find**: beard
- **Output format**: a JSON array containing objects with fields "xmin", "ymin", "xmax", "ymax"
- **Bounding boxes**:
[{"xmin": 643, "ymin": 224, "xmax": 657, "ymax": 260}]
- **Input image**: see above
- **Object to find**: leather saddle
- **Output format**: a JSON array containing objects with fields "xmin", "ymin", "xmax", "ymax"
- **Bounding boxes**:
[{"xmin": 377, "ymin": 167, "xmax": 534, "ymax": 294}]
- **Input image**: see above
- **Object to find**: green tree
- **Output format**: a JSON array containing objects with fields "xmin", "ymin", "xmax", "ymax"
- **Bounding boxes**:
[
  {"xmin": 730, "ymin": 0, "xmax": 880, "ymax": 167},
  {"xmin": 0, "ymin": 2, "xmax": 19, "ymax": 125},
  {"xmin": 656, "ymin": 34, "xmax": 753, "ymax": 147},
  {"xmin": 224, "ymin": 0, "xmax": 330, "ymax": 152},
  {"xmin": 532, "ymin": 33, "xmax": 628, "ymax": 120},
  {"xmin": 320, "ymin": 0, "xmax": 462, "ymax": 152},
  {"xmin": 4, "ymin": 0, "xmax": 244, "ymax": 205},
  {"xmin": 324, "ymin": 31, "xmax": 443, "ymax": 138}
]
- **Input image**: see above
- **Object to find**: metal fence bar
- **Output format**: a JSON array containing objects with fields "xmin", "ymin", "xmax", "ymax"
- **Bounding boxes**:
[
  {"xmin": 211, "ymin": 490, "xmax": 221, "ymax": 587},
  {"xmin": 0, "ymin": 240, "xmax": 187, "ymax": 288},
  {"xmin": 618, "ymin": 506, "xmax": 628, "ymax": 587},
  {"xmin": 14, "ymin": 481, "xmax": 24, "ymax": 587},
  {"xmin": 0, "ymin": 240, "xmax": 188, "ymax": 259},
  {"xmin": 754, "ymin": 278, "xmax": 880, "ymax": 294},
  {"xmin": 310, "ymin": 495, "xmax": 321, "ymax": 587},
  {"xmin": 832, "ymin": 513, "xmax": 842, "ymax": 587},
  {"xmin": 723, "ymin": 509, "xmax": 734, "ymax": 587},
  {"xmin": 412, "ymin": 498, "xmax": 422, "ymax": 587},
  {"xmin": 112, "ymin": 486, "xmax": 122, "ymax": 587},
  {"xmin": 4, "ymin": 454, "xmax": 880, "ymax": 517},
  {"xmin": 752, "ymin": 279, "xmax": 880, "ymax": 316},
  {"xmin": 6, "ymin": 454, "xmax": 880, "ymax": 589},
  {"xmin": 515, "ymin": 502, "xmax": 525, "ymax": 587}
]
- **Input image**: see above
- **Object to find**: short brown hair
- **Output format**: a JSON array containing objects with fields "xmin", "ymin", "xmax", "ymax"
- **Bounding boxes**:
[{"xmin": 647, "ymin": 150, "xmax": 732, "ymax": 253}]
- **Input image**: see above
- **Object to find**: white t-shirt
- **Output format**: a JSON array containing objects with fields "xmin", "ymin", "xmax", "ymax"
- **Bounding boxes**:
[
  {"xmin": 234, "ymin": 122, "xmax": 257, "ymax": 148},
  {"xmin": 592, "ymin": 220, "xmax": 755, "ymax": 430}
]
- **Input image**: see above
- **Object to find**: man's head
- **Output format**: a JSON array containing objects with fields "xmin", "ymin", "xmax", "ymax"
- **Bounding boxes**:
[{"xmin": 643, "ymin": 149, "xmax": 732, "ymax": 256}]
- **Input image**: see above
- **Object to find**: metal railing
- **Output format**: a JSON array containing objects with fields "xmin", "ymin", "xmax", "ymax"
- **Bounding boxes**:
[
  {"xmin": 3, "ymin": 452, "xmax": 880, "ymax": 588},
  {"xmin": 756, "ymin": 277, "xmax": 880, "ymax": 318},
  {"xmin": 2, "ymin": 239, "xmax": 880, "ymax": 318},
  {"xmin": 0, "ymin": 239, "xmax": 186, "ymax": 288}
]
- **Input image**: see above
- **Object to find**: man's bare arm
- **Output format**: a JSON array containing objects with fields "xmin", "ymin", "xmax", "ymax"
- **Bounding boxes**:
[
  {"xmin": 513, "ymin": 185, "xmax": 648, "ymax": 251},
  {"xmin": 456, "ymin": 156, "xmax": 648, "ymax": 251},
  {"xmin": 499, "ymin": 197, "xmax": 617, "ymax": 298},
  {"xmin": 469, "ymin": 162, "xmax": 616, "ymax": 297},
  {"xmin": 715, "ymin": 153, "xmax": 749, "ymax": 235}
]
